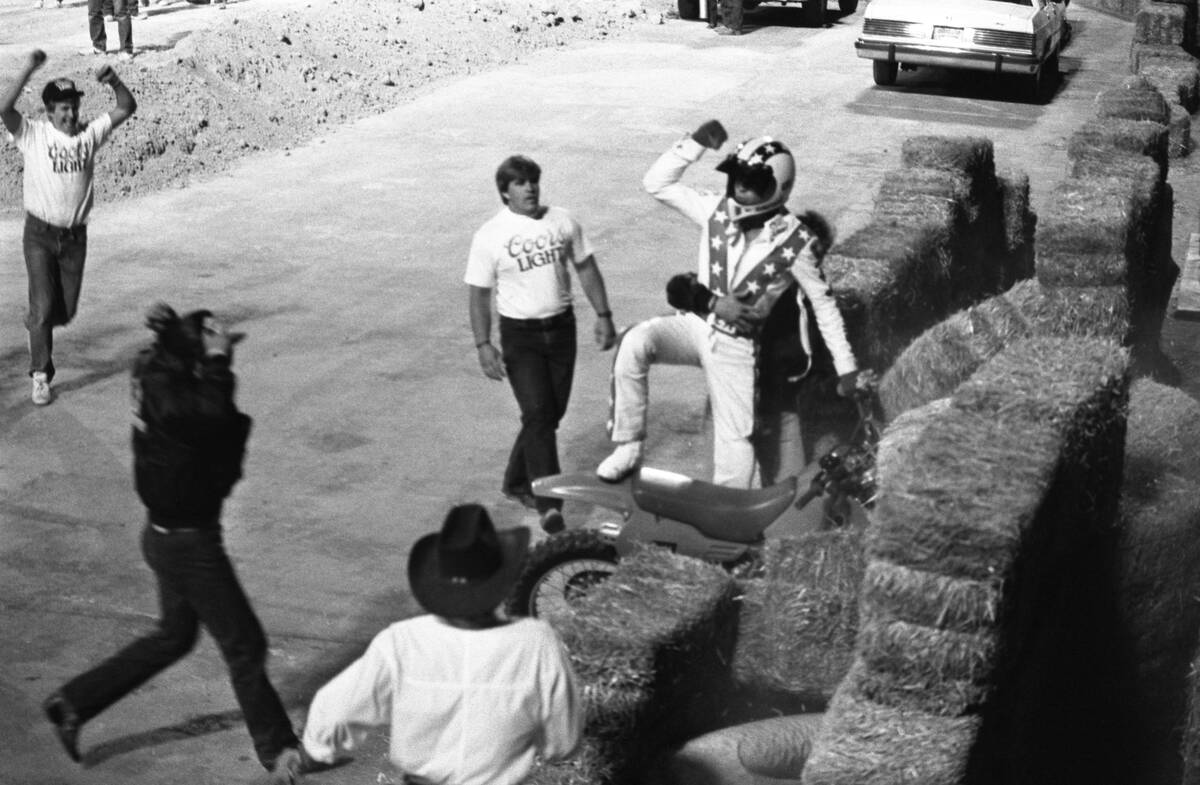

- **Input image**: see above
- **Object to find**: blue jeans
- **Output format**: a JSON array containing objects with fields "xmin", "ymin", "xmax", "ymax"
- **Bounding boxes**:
[
  {"xmin": 89, "ymin": 0, "xmax": 132, "ymax": 53},
  {"xmin": 24, "ymin": 214, "xmax": 87, "ymax": 381},
  {"xmin": 499, "ymin": 309, "xmax": 577, "ymax": 514},
  {"xmin": 58, "ymin": 524, "xmax": 298, "ymax": 770}
]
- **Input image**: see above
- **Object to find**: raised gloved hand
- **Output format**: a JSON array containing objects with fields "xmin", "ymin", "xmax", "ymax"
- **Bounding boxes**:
[{"xmin": 691, "ymin": 119, "xmax": 728, "ymax": 150}]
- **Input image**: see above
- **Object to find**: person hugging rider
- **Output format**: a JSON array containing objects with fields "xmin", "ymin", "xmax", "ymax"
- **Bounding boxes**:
[{"xmin": 599, "ymin": 119, "xmax": 860, "ymax": 487}]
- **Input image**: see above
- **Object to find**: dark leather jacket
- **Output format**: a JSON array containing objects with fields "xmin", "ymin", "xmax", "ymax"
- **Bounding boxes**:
[{"xmin": 131, "ymin": 348, "xmax": 252, "ymax": 528}]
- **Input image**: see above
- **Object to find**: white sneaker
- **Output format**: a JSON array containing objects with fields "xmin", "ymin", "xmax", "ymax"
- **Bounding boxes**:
[
  {"xmin": 118, "ymin": 50, "xmax": 134, "ymax": 61},
  {"xmin": 31, "ymin": 373, "xmax": 51, "ymax": 406},
  {"xmin": 597, "ymin": 441, "xmax": 643, "ymax": 482},
  {"xmin": 34, "ymin": 0, "xmax": 44, "ymax": 8}
]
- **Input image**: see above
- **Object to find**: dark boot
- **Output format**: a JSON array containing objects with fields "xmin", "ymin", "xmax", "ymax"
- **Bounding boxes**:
[{"xmin": 43, "ymin": 692, "xmax": 82, "ymax": 763}]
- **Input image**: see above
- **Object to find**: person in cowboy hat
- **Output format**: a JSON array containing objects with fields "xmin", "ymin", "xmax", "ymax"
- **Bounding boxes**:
[{"xmin": 270, "ymin": 504, "xmax": 582, "ymax": 784}]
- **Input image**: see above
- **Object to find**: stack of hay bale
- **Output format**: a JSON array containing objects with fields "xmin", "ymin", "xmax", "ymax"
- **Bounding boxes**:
[
  {"xmin": 732, "ymin": 531, "xmax": 866, "ymax": 709},
  {"xmin": 803, "ymin": 337, "xmax": 1134, "ymax": 785},
  {"xmin": 1118, "ymin": 379, "xmax": 1200, "ymax": 785},
  {"xmin": 528, "ymin": 547, "xmax": 739, "ymax": 785},
  {"xmin": 1057, "ymin": 75, "xmax": 1178, "ymax": 350},
  {"xmin": 1126, "ymin": 0, "xmax": 1200, "ymax": 155},
  {"xmin": 822, "ymin": 137, "xmax": 1034, "ymax": 374}
]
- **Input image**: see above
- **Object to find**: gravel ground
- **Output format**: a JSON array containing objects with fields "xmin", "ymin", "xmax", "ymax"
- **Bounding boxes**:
[{"xmin": 1, "ymin": 0, "xmax": 676, "ymax": 210}]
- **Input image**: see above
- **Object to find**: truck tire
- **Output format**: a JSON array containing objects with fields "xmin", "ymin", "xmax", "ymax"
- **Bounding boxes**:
[
  {"xmin": 873, "ymin": 59, "xmax": 898, "ymax": 86},
  {"xmin": 838, "ymin": 0, "xmax": 858, "ymax": 12},
  {"xmin": 803, "ymin": 0, "xmax": 824, "ymax": 26},
  {"xmin": 505, "ymin": 529, "xmax": 619, "ymax": 621},
  {"xmin": 678, "ymin": 0, "xmax": 701, "ymax": 20}
]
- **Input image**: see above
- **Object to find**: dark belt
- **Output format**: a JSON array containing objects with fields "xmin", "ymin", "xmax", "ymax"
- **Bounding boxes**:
[
  {"xmin": 499, "ymin": 307, "xmax": 574, "ymax": 329},
  {"xmin": 25, "ymin": 212, "xmax": 84, "ymax": 237}
]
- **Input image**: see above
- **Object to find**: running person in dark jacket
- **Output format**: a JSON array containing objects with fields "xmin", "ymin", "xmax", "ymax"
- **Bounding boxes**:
[{"xmin": 42, "ymin": 303, "xmax": 301, "ymax": 780}]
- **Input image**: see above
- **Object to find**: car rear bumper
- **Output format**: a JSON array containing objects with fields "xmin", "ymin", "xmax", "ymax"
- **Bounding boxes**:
[{"xmin": 855, "ymin": 39, "xmax": 1041, "ymax": 74}]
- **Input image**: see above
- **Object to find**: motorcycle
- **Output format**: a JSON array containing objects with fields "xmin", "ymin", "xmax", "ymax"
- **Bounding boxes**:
[{"xmin": 504, "ymin": 387, "xmax": 881, "ymax": 620}]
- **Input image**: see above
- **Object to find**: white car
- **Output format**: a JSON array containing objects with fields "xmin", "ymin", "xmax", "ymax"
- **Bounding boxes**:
[{"xmin": 855, "ymin": 0, "xmax": 1069, "ymax": 99}]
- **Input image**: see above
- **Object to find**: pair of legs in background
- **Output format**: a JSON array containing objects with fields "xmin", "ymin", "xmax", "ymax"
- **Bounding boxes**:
[
  {"xmin": 498, "ymin": 309, "xmax": 576, "ymax": 528},
  {"xmin": 48, "ymin": 525, "xmax": 298, "ymax": 770},
  {"xmin": 88, "ymin": 0, "xmax": 133, "ymax": 54}
]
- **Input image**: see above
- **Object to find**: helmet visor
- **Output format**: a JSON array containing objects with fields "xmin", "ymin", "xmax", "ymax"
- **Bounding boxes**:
[{"xmin": 716, "ymin": 154, "xmax": 777, "ymax": 202}]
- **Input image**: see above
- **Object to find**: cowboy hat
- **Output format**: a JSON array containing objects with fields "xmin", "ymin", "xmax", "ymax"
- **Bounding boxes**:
[{"xmin": 408, "ymin": 504, "xmax": 530, "ymax": 618}]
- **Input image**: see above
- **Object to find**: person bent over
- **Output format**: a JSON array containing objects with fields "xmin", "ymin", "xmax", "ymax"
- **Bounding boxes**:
[
  {"xmin": 269, "ymin": 504, "xmax": 583, "ymax": 784},
  {"xmin": 598, "ymin": 120, "xmax": 858, "ymax": 488}
]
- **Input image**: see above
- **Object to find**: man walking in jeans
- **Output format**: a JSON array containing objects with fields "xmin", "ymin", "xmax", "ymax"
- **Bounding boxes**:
[
  {"xmin": 2, "ymin": 49, "xmax": 136, "ymax": 405},
  {"xmin": 43, "ymin": 304, "xmax": 301, "ymax": 781},
  {"xmin": 466, "ymin": 155, "xmax": 616, "ymax": 534}
]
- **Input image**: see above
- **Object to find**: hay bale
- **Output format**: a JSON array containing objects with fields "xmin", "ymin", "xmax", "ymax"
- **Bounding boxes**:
[
  {"xmin": 898, "ymin": 136, "xmax": 995, "ymax": 183},
  {"xmin": 1119, "ymin": 380, "xmax": 1200, "ymax": 784},
  {"xmin": 1169, "ymin": 101, "xmax": 1193, "ymax": 158},
  {"xmin": 1066, "ymin": 117, "xmax": 1169, "ymax": 179},
  {"xmin": 801, "ymin": 670, "xmax": 979, "ymax": 785},
  {"xmin": 876, "ymin": 312, "xmax": 999, "ymax": 421},
  {"xmin": 860, "ymin": 560, "xmax": 1000, "ymax": 634},
  {"xmin": 1095, "ymin": 78, "xmax": 1171, "ymax": 124},
  {"xmin": 998, "ymin": 169, "xmax": 1035, "ymax": 287},
  {"xmin": 732, "ymin": 531, "xmax": 865, "ymax": 701},
  {"xmin": 1067, "ymin": 148, "xmax": 1162, "ymax": 186},
  {"xmin": 1007, "ymin": 282, "xmax": 1131, "ymax": 342},
  {"xmin": 854, "ymin": 616, "xmax": 995, "ymax": 715},
  {"xmin": 868, "ymin": 336, "xmax": 1129, "ymax": 580},
  {"xmin": 1135, "ymin": 0, "xmax": 1190, "ymax": 47},
  {"xmin": 1139, "ymin": 59, "xmax": 1200, "ymax": 112},
  {"xmin": 1074, "ymin": 0, "xmax": 1140, "ymax": 20},
  {"xmin": 877, "ymin": 279, "xmax": 1131, "ymax": 421},
  {"xmin": 544, "ymin": 546, "xmax": 739, "ymax": 784},
  {"xmin": 1035, "ymin": 175, "xmax": 1153, "ymax": 290},
  {"xmin": 825, "ymin": 221, "xmax": 955, "ymax": 370},
  {"xmin": 872, "ymin": 168, "xmax": 970, "ymax": 230},
  {"xmin": 1129, "ymin": 41, "xmax": 1200, "ymax": 73}
]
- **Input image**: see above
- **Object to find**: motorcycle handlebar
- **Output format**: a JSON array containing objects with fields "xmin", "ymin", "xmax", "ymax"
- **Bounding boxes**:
[{"xmin": 795, "ymin": 483, "xmax": 824, "ymax": 510}]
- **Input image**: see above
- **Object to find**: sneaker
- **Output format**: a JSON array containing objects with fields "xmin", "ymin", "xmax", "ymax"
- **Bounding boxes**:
[
  {"xmin": 43, "ymin": 692, "xmax": 81, "ymax": 762},
  {"xmin": 31, "ymin": 372, "xmax": 51, "ymax": 406},
  {"xmin": 118, "ymin": 50, "xmax": 134, "ymax": 61},
  {"xmin": 596, "ymin": 441, "xmax": 643, "ymax": 483},
  {"xmin": 34, "ymin": 0, "xmax": 44, "ymax": 8},
  {"xmin": 539, "ymin": 509, "xmax": 565, "ymax": 535}
]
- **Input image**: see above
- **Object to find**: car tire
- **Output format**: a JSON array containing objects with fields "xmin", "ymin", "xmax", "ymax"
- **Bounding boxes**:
[
  {"xmin": 873, "ymin": 59, "xmax": 898, "ymax": 86},
  {"xmin": 838, "ymin": 0, "xmax": 858, "ymax": 12},
  {"xmin": 803, "ymin": 0, "xmax": 823, "ymax": 26},
  {"xmin": 677, "ymin": 0, "xmax": 701, "ymax": 20}
]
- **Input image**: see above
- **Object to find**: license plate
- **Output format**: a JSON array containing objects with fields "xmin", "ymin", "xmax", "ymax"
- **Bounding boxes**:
[{"xmin": 933, "ymin": 25, "xmax": 963, "ymax": 41}]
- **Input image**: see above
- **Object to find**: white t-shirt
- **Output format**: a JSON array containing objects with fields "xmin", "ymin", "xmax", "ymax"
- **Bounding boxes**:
[
  {"xmin": 464, "ymin": 205, "xmax": 594, "ymax": 320},
  {"xmin": 301, "ymin": 615, "xmax": 582, "ymax": 785},
  {"xmin": 11, "ymin": 114, "xmax": 114, "ymax": 228}
]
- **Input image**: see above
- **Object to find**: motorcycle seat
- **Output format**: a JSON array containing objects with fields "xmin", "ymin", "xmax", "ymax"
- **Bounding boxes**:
[{"xmin": 631, "ymin": 468, "xmax": 797, "ymax": 544}]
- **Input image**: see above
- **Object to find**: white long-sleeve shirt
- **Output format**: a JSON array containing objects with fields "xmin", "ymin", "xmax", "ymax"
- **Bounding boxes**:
[
  {"xmin": 643, "ymin": 135, "xmax": 858, "ymax": 377},
  {"xmin": 301, "ymin": 615, "xmax": 582, "ymax": 785}
]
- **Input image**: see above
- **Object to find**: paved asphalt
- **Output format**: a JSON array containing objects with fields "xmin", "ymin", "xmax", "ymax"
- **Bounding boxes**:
[{"xmin": 2, "ymin": 3, "xmax": 1199, "ymax": 784}]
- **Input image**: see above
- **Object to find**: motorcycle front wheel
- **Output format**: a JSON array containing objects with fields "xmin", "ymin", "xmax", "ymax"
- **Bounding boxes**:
[{"xmin": 504, "ymin": 529, "xmax": 619, "ymax": 622}]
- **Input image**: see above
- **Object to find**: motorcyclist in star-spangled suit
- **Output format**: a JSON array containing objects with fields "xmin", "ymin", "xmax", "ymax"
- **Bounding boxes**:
[{"xmin": 598, "ymin": 119, "xmax": 859, "ymax": 488}]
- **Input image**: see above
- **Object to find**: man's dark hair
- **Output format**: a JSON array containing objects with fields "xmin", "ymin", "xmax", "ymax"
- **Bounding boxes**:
[{"xmin": 495, "ymin": 155, "xmax": 541, "ymax": 202}]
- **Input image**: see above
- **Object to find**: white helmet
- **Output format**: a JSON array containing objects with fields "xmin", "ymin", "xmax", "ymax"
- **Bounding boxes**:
[{"xmin": 715, "ymin": 136, "xmax": 795, "ymax": 223}]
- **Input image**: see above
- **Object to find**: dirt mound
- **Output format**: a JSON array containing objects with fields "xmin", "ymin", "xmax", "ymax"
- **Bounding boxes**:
[{"xmin": 1, "ymin": 0, "xmax": 673, "ymax": 212}]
